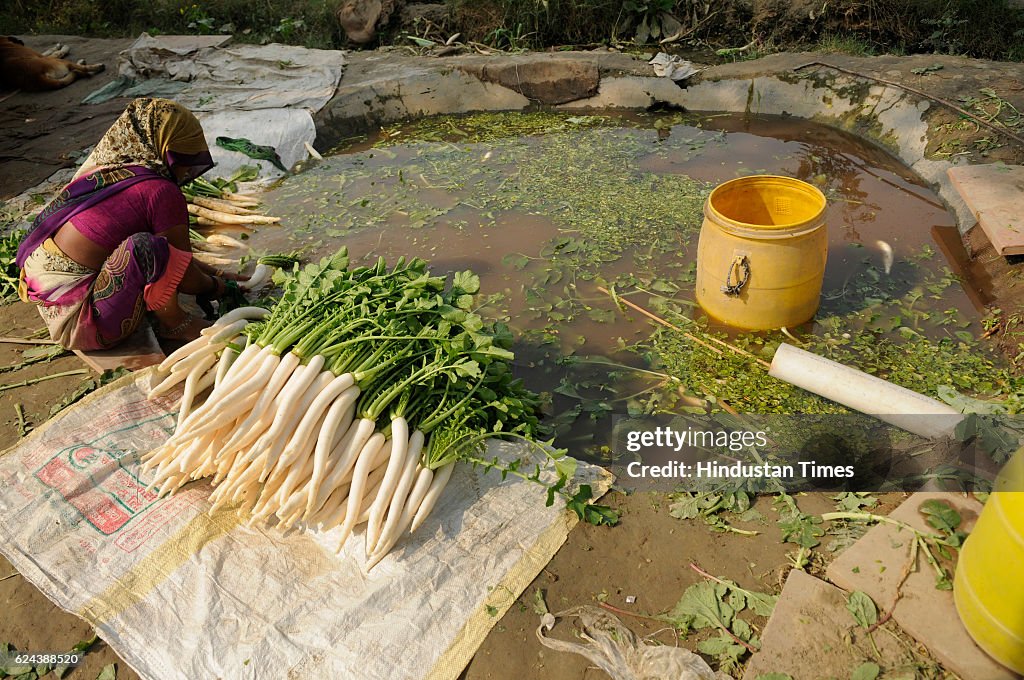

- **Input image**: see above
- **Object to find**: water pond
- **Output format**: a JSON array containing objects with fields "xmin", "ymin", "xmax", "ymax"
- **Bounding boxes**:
[{"xmin": 232, "ymin": 111, "xmax": 1016, "ymax": 462}]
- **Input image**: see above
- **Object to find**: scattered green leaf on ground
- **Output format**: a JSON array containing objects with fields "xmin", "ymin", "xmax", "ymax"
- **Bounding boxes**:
[
  {"xmin": 850, "ymin": 660, "xmax": 880, "ymax": 680},
  {"xmin": 532, "ymin": 588, "xmax": 548, "ymax": 616},
  {"xmin": 846, "ymin": 591, "xmax": 878, "ymax": 629}
]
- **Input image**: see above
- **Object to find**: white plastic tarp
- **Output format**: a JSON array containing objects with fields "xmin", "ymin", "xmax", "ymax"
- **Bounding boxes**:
[
  {"xmin": 197, "ymin": 108, "xmax": 316, "ymax": 179},
  {"xmin": 116, "ymin": 33, "xmax": 346, "ymax": 112},
  {"xmin": 0, "ymin": 370, "xmax": 610, "ymax": 679}
]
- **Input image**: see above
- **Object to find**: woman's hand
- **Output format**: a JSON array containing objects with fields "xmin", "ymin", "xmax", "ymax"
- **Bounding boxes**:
[{"xmin": 201, "ymin": 263, "xmax": 246, "ymax": 282}]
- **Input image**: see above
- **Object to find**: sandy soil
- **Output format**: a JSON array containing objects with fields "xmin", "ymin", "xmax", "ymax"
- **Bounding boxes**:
[{"xmin": 1, "ymin": 40, "xmax": 1022, "ymax": 680}]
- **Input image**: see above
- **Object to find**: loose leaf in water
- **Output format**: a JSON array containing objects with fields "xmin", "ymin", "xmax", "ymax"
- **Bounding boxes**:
[
  {"xmin": 96, "ymin": 663, "xmax": 117, "ymax": 680},
  {"xmin": 501, "ymin": 253, "xmax": 530, "ymax": 270},
  {"xmin": 453, "ymin": 270, "xmax": 481, "ymax": 295},
  {"xmin": 846, "ymin": 591, "xmax": 878, "ymax": 629}
]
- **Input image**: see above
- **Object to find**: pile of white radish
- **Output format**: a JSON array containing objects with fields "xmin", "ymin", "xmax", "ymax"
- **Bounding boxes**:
[
  {"xmin": 184, "ymin": 177, "xmax": 283, "ymax": 280},
  {"xmin": 187, "ymin": 194, "xmax": 281, "ymax": 228},
  {"xmin": 142, "ymin": 250, "xmax": 547, "ymax": 570}
]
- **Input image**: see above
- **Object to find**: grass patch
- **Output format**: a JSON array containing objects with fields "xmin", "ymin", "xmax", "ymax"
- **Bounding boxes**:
[
  {"xmin": 1, "ymin": 0, "xmax": 343, "ymax": 48},
  {"xmin": 815, "ymin": 33, "xmax": 877, "ymax": 56}
]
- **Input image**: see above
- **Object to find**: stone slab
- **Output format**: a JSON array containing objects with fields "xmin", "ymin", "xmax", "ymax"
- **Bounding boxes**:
[
  {"xmin": 742, "ymin": 570, "xmax": 911, "ymax": 680},
  {"xmin": 452, "ymin": 55, "xmax": 599, "ymax": 105},
  {"xmin": 73, "ymin": 324, "xmax": 165, "ymax": 373},
  {"xmin": 948, "ymin": 164, "xmax": 1024, "ymax": 255},
  {"xmin": 826, "ymin": 492, "xmax": 1017, "ymax": 680}
]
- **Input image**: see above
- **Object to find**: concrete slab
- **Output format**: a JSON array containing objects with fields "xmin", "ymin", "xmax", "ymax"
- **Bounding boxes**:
[
  {"xmin": 826, "ymin": 492, "xmax": 1017, "ymax": 680},
  {"xmin": 948, "ymin": 164, "xmax": 1024, "ymax": 255},
  {"xmin": 73, "ymin": 324, "xmax": 164, "ymax": 373},
  {"xmin": 742, "ymin": 570, "xmax": 911, "ymax": 680}
]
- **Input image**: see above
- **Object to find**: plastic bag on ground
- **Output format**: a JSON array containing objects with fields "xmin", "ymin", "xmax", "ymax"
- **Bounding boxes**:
[{"xmin": 536, "ymin": 605, "xmax": 730, "ymax": 680}]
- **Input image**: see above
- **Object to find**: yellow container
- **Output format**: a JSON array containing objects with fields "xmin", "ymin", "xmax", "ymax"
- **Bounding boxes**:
[
  {"xmin": 695, "ymin": 175, "xmax": 828, "ymax": 330},
  {"xmin": 954, "ymin": 448, "xmax": 1024, "ymax": 674}
]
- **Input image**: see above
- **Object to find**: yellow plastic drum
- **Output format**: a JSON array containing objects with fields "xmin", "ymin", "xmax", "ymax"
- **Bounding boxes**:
[
  {"xmin": 695, "ymin": 175, "xmax": 828, "ymax": 330},
  {"xmin": 954, "ymin": 448, "xmax": 1024, "ymax": 674}
]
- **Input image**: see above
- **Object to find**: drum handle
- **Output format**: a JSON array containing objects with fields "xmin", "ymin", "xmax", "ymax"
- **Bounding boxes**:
[{"xmin": 721, "ymin": 255, "xmax": 750, "ymax": 296}]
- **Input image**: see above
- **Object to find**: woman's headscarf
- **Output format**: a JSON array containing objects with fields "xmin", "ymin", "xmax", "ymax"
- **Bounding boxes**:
[
  {"xmin": 74, "ymin": 98, "xmax": 214, "ymax": 185},
  {"xmin": 17, "ymin": 99, "xmax": 214, "ymax": 268}
]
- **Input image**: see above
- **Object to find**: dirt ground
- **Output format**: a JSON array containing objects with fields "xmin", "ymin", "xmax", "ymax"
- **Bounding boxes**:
[
  {"xmin": 0, "ymin": 35, "xmax": 133, "ymax": 201},
  {"xmin": 1, "ymin": 37, "xmax": 1023, "ymax": 680}
]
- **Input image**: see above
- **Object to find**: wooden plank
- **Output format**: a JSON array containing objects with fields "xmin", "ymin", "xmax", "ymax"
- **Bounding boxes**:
[
  {"xmin": 948, "ymin": 164, "xmax": 1024, "ymax": 256},
  {"xmin": 73, "ymin": 324, "xmax": 166, "ymax": 373}
]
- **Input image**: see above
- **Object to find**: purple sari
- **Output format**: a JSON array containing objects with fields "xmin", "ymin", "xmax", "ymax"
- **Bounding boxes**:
[
  {"xmin": 17, "ymin": 165, "xmax": 195, "ymax": 350},
  {"xmin": 16, "ymin": 165, "xmax": 165, "ymax": 269}
]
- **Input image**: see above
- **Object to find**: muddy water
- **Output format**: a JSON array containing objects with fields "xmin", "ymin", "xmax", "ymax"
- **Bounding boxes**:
[{"xmin": 238, "ymin": 112, "xmax": 974, "ymax": 456}]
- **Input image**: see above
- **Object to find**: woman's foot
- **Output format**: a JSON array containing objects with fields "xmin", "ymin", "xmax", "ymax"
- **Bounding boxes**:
[{"xmin": 156, "ymin": 313, "xmax": 211, "ymax": 341}]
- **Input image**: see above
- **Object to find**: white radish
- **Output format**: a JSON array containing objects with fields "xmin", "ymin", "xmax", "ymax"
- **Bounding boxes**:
[
  {"xmin": 304, "ymin": 385, "xmax": 360, "ymax": 517},
  {"xmin": 240, "ymin": 264, "xmax": 272, "ymax": 291},
  {"xmin": 335, "ymin": 432, "xmax": 386, "ymax": 552},
  {"xmin": 366, "ymin": 430, "xmax": 425, "ymax": 568},
  {"xmin": 176, "ymin": 353, "xmax": 218, "ymax": 428},
  {"xmin": 158, "ymin": 333, "xmax": 211, "ymax": 371},
  {"xmin": 188, "ymin": 203, "xmax": 280, "ymax": 224},
  {"xmin": 169, "ymin": 341, "xmax": 225, "ymax": 375},
  {"xmin": 250, "ymin": 356, "xmax": 325, "ymax": 468},
  {"xmin": 211, "ymin": 306, "xmax": 270, "ymax": 327},
  {"xmin": 217, "ymin": 351, "xmax": 300, "ymax": 456},
  {"xmin": 401, "ymin": 466, "xmax": 434, "ymax": 533},
  {"xmin": 364, "ymin": 416, "xmax": 409, "ymax": 555},
  {"xmin": 272, "ymin": 371, "xmax": 352, "ymax": 471},
  {"xmin": 410, "ymin": 461, "xmax": 456, "ymax": 533},
  {"xmin": 202, "ymin": 319, "xmax": 248, "ymax": 343},
  {"xmin": 205, "ymin": 233, "xmax": 249, "ymax": 250},
  {"xmin": 148, "ymin": 368, "xmax": 190, "ymax": 400},
  {"xmin": 190, "ymin": 195, "xmax": 261, "ymax": 215},
  {"xmin": 186, "ymin": 344, "xmax": 273, "ymax": 415},
  {"xmin": 192, "ymin": 252, "xmax": 236, "ymax": 267},
  {"xmin": 221, "ymin": 191, "xmax": 260, "ymax": 203},
  {"xmin": 170, "ymin": 350, "xmax": 278, "ymax": 441},
  {"xmin": 194, "ymin": 216, "xmax": 238, "ymax": 228},
  {"xmin": 269, "ymin": 404, "xmax": 333, "ymax": 508},
  {"xmin": 214, "ymin": 335, "xmax": 245, "ymax": 385},
  {"xmin": 311, "ymin": 417, "xmax": 375, "ymax": 514}
]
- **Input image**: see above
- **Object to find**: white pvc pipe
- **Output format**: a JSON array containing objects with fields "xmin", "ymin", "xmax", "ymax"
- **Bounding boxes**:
[{"xmin": 769, "ymin": 343, "xmax": 964, "ymax": 439}]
